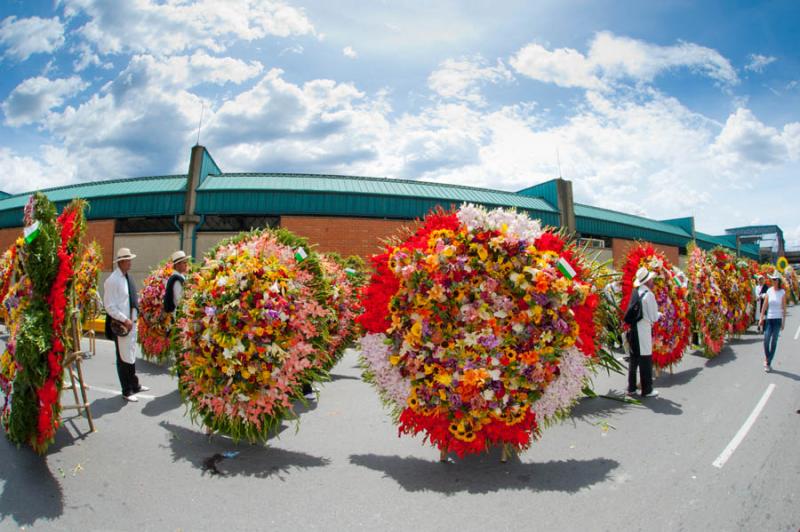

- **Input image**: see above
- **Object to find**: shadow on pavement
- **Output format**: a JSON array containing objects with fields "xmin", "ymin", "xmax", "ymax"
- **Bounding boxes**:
[
  {"xmin": 640, "ymin": 397, "xmax": 682, "ymax": 415},
  {"xmin": 728, "ymin": 337, "xmax": 763, "ymax": 345},
  {"xmin": 769, "ymin": 369, "xmax": 800, "ymax": 382},
  {"xmin": 88, "ymin": 396, "xmax": 127, "ymax": 420},
  {"xmin": 158, "ymin": 421, "xmax": 330, "ymax": 478},
  {"xmin": 47, "ymin": 418, "xmax": 93, "ymax": 453},
  {"xmin": 0, "ymin": 439, "xmax": 64, "ymax": 526},
  {"xmin": 568, "ymin": 395, "xmax": 632, "ymax": 423},
  {"xmin": 328, "ymin": 373, "xmax": 361, "ymax": 382},
  {"xmin": 654, "ymin": 367, "xmax": 702, "ymax": 388},
  {"xmin": 141, "ymin": 389, "xmax": 183, "ymax": 417},
  {"xmin": 704, "ymin": 346, "xmax": 736, "ymax": 367},
  {"xmin": 349, "ymin": 452, "xmax": 619, "ymax": 494}
]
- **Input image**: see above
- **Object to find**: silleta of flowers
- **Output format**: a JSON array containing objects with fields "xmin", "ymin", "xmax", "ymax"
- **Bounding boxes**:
[
  {"xmin": 1, "ymin": 192, "xmax": 86, "ymax": 454},
  {"xmin": 358, "ymin": 204, "xmax": 599, "ymax": 458},
  {"xmin": 176, "ymin": 228, "xmax": 336, "ymax": 442},
  {"xmin": 74, "ymin": 241, "xmax": 103, "ymax": 324},
  {"xmin": 137, "ymin": 261, "xmax": 177, "ymax": 363},
  {"xmin": 687, "ymin": 244, "xmax": 728, "ymax": 357},
  {"xmin": 711, "ymin": 248, "xmax": 753, "ymax": 336},
  {"xmin": 620, "ymin": 244, "xmax": 690, "ymax": 369},
  {"xmin": 317, "ymin": 254, "xmax": 364, "ymax": 371}
]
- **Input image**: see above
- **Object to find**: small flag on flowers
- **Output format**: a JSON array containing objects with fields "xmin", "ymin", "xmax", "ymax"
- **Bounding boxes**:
[
  {"xmin": 556, "ymin": 256, "xmax": 576, "ymax": 280},
  {"xmin": 23, "ymin": 221, "xmax": 40, "ymax": 244},
  {"xmin": 344, "ymin": 267, "xmax": 356, "ymax": 277},
  {"xmin": 294, "ymin": 247, "xmax": 308, "ymax": 262}
]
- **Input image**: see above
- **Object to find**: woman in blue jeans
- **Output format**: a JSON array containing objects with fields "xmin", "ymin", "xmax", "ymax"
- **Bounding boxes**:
[{"xmin": 758, "ymin": 273, "xmax": 787, "ymax": 372}]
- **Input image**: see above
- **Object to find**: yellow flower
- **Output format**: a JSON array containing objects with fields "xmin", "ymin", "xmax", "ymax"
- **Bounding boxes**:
[{"xmin": 434, "ymin": 372, "xmax": 452, "ymax": 386}]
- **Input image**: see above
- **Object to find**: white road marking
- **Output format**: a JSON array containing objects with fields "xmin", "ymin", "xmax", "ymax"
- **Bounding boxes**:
[
  {"xmin": 63, "ymin": 382, "xmax": 155, "ymax": 400},
  {"xmin": 793, "ymin": 324, "xmax": 800, "ymax": 340},
  {"xmin": 712, "ymin": 383, "xmax": 775, "ymax": 469}
]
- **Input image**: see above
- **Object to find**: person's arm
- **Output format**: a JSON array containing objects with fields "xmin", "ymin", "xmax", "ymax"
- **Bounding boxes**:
[
  {"xmin": 103, "ymin": 275, "xmax": 132, "ymax": 327},
  {"xmin": 642, "ymin": 290, "xmax": 659, "ymax": 324},
  {"xmin": 781, "ymin": 291, "xmax": 787, "ymax": 330}
]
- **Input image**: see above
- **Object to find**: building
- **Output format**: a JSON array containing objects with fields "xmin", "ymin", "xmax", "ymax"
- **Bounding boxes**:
[{"xmin": 0, "ymin": 145, "xmax": 761, "ymax": 285}]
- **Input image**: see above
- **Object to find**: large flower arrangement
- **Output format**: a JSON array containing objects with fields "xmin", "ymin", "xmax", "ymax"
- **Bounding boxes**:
[
  {"xmin": 620, "ymin": 244, "xmax": 691, "ymax": 369},
  {"xmin": 1, "ymin": 193, "xmax": 86, "ymax": 454},
  {"xmin": 711, "ymin": 248, "xmax": 754, "ymax": 336},
  {"xmin": 177, "ymin": 228, "xmax": 336, "ymax": 442},
  {"xmin": 317, "ymin": 253, "xmax": 365, "ymax": 370},
  {"xmin": 687, "ymin": 244, "xmax": 728, "ymax": 357},
  {"xmin": 74, "ymin": 241, "xmax": 103, "ymax": 324},
  {"xmin": 137, "ymin": 261, "xmax": 177, "ymax": 363},
  {"xmin": 0, "ymin": 240, "xmax": 28, "ymax": 413},
  {"xmin": 358, "ymin": 205, "xmax": 599, "ymax": 458}
]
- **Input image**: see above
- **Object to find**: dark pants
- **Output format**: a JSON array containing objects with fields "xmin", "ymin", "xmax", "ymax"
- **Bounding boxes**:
[
  {"xmin": 628, "ymin": 353, "xmax": 653, "ymax": 395},
  {"xmin": 115, "ymin": 338, "xmax": 140, "ymax": 396},
  {"xmin": 763, "ymin": 318, "xmax": 782, "ymax": 366}
]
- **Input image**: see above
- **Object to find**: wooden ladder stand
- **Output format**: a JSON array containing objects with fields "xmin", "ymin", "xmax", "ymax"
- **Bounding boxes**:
[{"xmin": 61, "ymin": 311, "xmax": 95, "ymax": 433}]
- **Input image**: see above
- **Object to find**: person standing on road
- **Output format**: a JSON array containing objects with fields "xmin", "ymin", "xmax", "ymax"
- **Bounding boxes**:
[
  {"xmin": 754, "ymin": 274, "xmax": 765, "ymax": 329},
  {"xmin": 104, "ymin": 248, "xmax": 148, "ymax": 402},
  {"xmin": 626, "ymin": 267, "xmax": 661, "ymax": 398},
  {"xmin": 759, "ymin": 272, "xmax": 787, "ymax": 372},
  {"xmin": 163, "ymin": 250, "xmax": 189, "ymax": 314}
]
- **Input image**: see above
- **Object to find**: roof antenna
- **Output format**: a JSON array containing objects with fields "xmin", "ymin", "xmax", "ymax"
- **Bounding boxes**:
[
  {"xmin": 195, "ymin": 102, "xmax": 204, "ymax": 146},
  {"xmin": 556, "ymin": 148, "xmax": 563, "ymax": 179}
]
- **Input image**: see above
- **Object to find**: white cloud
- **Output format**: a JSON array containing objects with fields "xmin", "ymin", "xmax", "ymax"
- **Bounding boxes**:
[
  {"xmin": 712, "ymin": 108, "xmax": 800, "ymax": 172},
  {"xmin": 0, "ymin": 15, "xmax": 65, "ymax": 61},
  {"xmin": 63, "ymin": 0, "xmax": 316, "ymax": 56},
  {"xmin": 510, "ymin": 43, "xmax": 602, "ymax": 90},
  {"xmin": 427, "ymin": 56, "xmax": 513, "ymax": 105},
  {"xmin": 0, "ymin": 146, "xmax": 77, "ymax": 193},
  {"xmin": 511, "ymin": 31, "xmax": 738, "ymax": 90},
  {"xmin": 342, "ymin": 46, "xmax": 357, "ymax": 59},
  {"xmin": 2, "ymin": 76, "xmax": 87, "ymax": 126},
  {"xmin": 745, "ymin": 53, "xmax": 776, "ymax": 73},
  {"xmin": 121, "ymin": 53, "xmax": 264, "ymax": 89}
]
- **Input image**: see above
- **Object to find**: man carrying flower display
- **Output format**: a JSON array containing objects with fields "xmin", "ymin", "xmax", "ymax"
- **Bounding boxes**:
[
  {"xmin": 104, "ymin": 248, "xmax": 149, "ymax": 402},
  {"xmin": 163, "ymin": 250, "xmax": 189, "ymax": 313},
  {"xmin": 627, "ymin": 267, "xmax": 661, "ymax": 398}
]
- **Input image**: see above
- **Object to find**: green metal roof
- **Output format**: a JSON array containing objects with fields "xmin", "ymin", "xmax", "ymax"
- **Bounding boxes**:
[
  {"xmin": 196, "ymin": 173, "xmax": 561, "ymax": 225},
  {"xmin": 575, "ymin": 203, "xmax": 692, "ymax": 246},
  {"xmin": 0, "ymin": 175, "xmax": 187, "ymax": 228}
]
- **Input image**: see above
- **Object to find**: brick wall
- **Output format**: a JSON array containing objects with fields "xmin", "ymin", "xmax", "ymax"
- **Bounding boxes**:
[
  {"xmin": 611, "ymin": 238, "xmax": 680, "ymax": 269},
  {"xmin": 281, "ymin": 215, "xmax": 419, "ymax": 259},
  {"xmin": 84, "ymin": 219, "xmax": 116, "ymax": 271}
]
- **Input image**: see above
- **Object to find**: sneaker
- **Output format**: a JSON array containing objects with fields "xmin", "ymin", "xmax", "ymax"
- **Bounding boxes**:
[
  {"xmin": 123, "ymin": 394, "xmax": 139, "ymax": 402},
  {"xmin": 642, "ymin": 390, "xmax": 659, "ymax": 398},
  {"xmin": 765, "ymin": 365, "xmax": 771, "ymax": 373},
  {"xmin": 303, "ymin": 392, "xmax": 316, "ymax": 401},
  {"xmin": 137, "ymin": 385, "xmax": 150, "ymax": 392},
  {"xmin": 625, "ymin": 391, "xmax": 637, "ymax": 397}
]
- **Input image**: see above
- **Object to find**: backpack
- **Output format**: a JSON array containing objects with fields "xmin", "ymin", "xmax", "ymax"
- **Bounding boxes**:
[{"xmin": 623, "ymin": 288, "xmax": 643, "ymax": 326}]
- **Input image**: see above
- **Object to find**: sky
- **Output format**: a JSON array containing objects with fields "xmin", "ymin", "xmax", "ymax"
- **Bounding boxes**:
[{"xmin": 0, "ymin": 0, "xmax": 798, "ymax": 246}]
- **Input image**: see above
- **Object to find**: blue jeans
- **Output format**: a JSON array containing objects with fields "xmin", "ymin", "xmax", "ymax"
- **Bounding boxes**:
[{"xmin": 763, "ymin": 318, "xmax": 782, "ymax": 365}]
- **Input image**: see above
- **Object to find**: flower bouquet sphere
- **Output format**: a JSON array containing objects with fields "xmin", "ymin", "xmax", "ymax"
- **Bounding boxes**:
[
  {"xmin": 137, "ymin": 262, "xmax": 177, "ymax": 362},
  {"xmin": 620, "ymin": 244, "xmax": 690, "ymax": 369},
  {"xmin": 74, "ymin": 241, "xmax": 103, "ymax": 323},
  {"xmin": 711, "ymin": 248, "xmax": 753, "ymax": 336},
  {"xmin": 359, "ymin": 205, "xmax": 599, "ymax": 458},
  {"xmin": 688, "ymin": 245, "xmax": 728, "ymax": 357},
  {"xmin": 176, "ymin": 228, "xmax": 334, "ymax": 442},
  {"xmin": 317, "ymin": 254, "xmax": 364, "ymax": 370}
]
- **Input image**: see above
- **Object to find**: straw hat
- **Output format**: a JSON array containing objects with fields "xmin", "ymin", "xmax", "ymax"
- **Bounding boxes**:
[
  {"xmin": 114, "ymin": 247, "xmax": 136, "ymax": 262},
  {"xmin": 633, "ymin": 266, "xmax": 657, "ymax": 287},
  {"xmin": 171, "ymin": 250, "xmax": 188, "ymax": 264}
]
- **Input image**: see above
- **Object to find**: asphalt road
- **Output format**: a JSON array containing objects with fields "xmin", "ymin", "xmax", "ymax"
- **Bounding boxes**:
[{"xmin": 1, "ymin": 307, "xmax": 798, "ymax": 531}]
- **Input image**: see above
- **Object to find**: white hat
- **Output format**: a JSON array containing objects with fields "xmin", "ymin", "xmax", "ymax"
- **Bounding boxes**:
[
  {"xmin": 633, "ymin": 266, "xmax": 657, "ymax": 287},
  {"xmin": 114, "ymin": 247, "xmax": 136, "ymax": 262},
  {"xmin": 171, "ymin": 250, "xmax": 188, "ymax": 264},
  {"xmin": 768, "ymin": 272, "xmax": 782, "ymax": 280}
]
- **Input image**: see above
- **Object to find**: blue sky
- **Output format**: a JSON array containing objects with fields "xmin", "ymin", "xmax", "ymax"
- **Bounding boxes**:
[{"xmin": 0, "ymin": 0, "xmax": 798, "ymax": 245}]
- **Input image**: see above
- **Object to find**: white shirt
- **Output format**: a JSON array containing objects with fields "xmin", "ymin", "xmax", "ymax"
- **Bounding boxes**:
[
  {"xmin": 765, "ymin": 287, "xmax": 785, "ymax": 320},
  {"xmin": 636, "ymin": 285, "xmax": 661, "ymax": 357},
  {"xmin": 171, "ymin": 272, "xmax": 185, "ymax": 309},
  {"xmin": 103, "ymin": 267, "xmax": 140, "ymax": 363}
]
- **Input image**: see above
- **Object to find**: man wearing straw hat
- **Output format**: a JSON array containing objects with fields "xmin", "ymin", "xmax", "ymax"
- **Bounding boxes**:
[
  {"xmin": 103, "ymin": 248, "xmax": 148, "ymax": 402},
  {"xmin": 163, "ymin": 250, "xmax": 189, "ymax": 314},
  {"xmin": 626, "ymin": 266, "xmax": 661, "ymax": 398}
]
